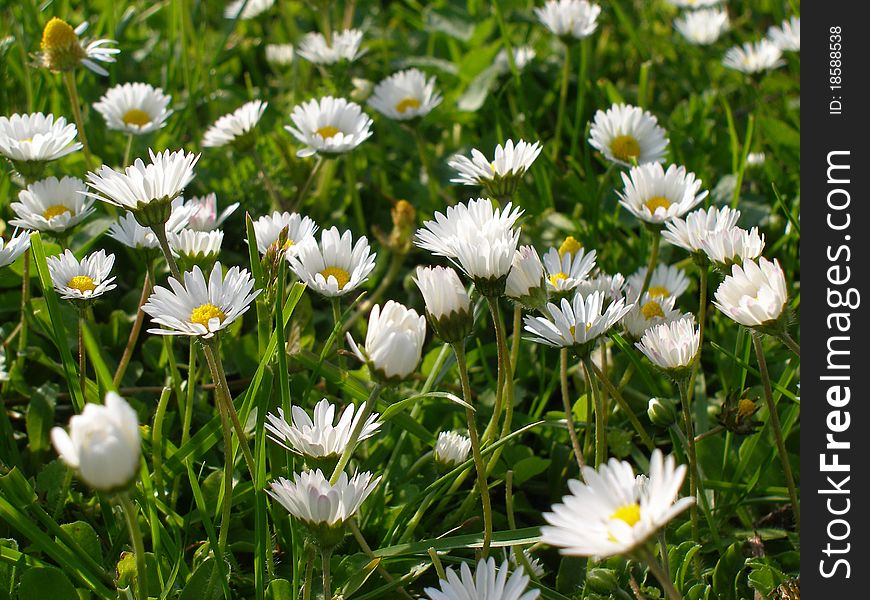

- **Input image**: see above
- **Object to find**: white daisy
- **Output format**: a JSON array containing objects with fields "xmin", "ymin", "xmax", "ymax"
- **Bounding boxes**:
[
  {"xmin": 746, "ymin": 152, "xmax": 766, "ymax": 167},
  {"xmin": 622, "ymin": 293, "xmax": 682, "ymax": 339},
  {"xmin": 108, "ymin": 198, "xmax": 193, "ymax": 250},
  {"xmin": 0, "ymin": 349, "xmax": 7, "ymax": 382},
  {"xmin": 543, "ymin": 245, "xmax": 597, "ymax": 293},
  {"xmin": 713, "ymin": 257, "xmax": 788, "ymax": 328},
  {"xmin": 0, "ymin": 230, "xmax": 32, "ymax": 268},
  {"xmin": 265, "ymin": 43, "xmax": 295, "ymax": 66},
  {"xmin": 285, "ymin": 96, "xmax": 373, "ymax": 158},
  {"xmin": 666, "ymin": 0, "xmax": 723, "ymax": 8},
  {"xmin": 505, "ymin": 245, "xmax": 548, "ymax": 308},
  {"xmin": 267, "ymin": 469, "xmax": 380, "ymax": 527},
  {"xmin": 495, "ymin": 46, "xmax": 536, "ymax": 73},
  {"xmin": 9, "ymin": 176, "xmax": 95, "ymax": 233},
  {"xmin": 368, "ymin": 69, "xmax": 442, "ymax": 121},
  {"xmin": 424, "ymin": 558, "xmax": 540, "ymax": 600},
  {"xmin": 699, "ymin": 226, "xmax": 765, "ymax": 267},
  {"xmin": 589, "ymin": 104, "xmax": 669, "ymax": 167},
  {"xmin": 574, "ymin": 271, "xmax": 627, "ymax": 305},
  {"xmin": 434, "ymin": 431, "xmax": 472, "ymax": 467},
  {"xmin": 448, "ymin": 139, "xmax": 542, "ymax": 200},
  {"xmin": 184, "ymin": 193, "xmax": 239, "ymax": 231},
  {"xmin": 0, "ymin": 113, "xmax": 82, "ymax": 164},
  {"xmin": 617, "ymin": 163, "xmax": 708, "ymax": 225},
  {"xmin": 636, "ymin": 316, "xmax": 700, "ymax": 372},
  {"xmin": 47, "ymin": 249, "xmax": 117, "ymax": 301},
  {"xmin": 509, "ymin": 549, "xmax": 546, "ymax": 579},
  {"xmin": 767, "ymin": 16, "xmax": 800, "ymax": 52},
  {"xmin": 202, "ymin": 100, "xmax": 267, "ymax": 149},
  {"xmin": 168, "ymin": 229, "xmax": 224, "ymax": 262},
  {"xmin": 627, "ymin": 264, "xmax": 689, "ymax": 301},
  {"xmin": 347, "ymin": 300, "xmax": 427, "ymax": 382},
  {"xmin": 414, "ymin": 265, "xmax": 474, "ymax": 343},
  {"xmin": 542, "ymin": 449, "xmax": 694, "ymax": 557},
  {"xmin": 535, "ymin": 0, "xmax": 601, "ymax": 40},
  {"xmin": 661, "ymin": 206, "xmax": 740, "ymax": 255},
  {"xmin": 287, "ymin": 227, "xmax": 376, "ymax": 297},
  {"xmin": 296, "ymin": 29, "xmax": 365, "ymax": 65},
  {"xmin": 252, "ymin": 211, "xmax": 318, "ymax": 256},
  {"xmin": 93, "ymin": 82, "xmax": 173, "ymax": 135},
  {"xmin": 723, "ymin": 40, "xmax": 784, "ymax": 74},
  {"xmin": 39, "ymin": 18, "xmax": 119, "ymax": 76},
  {"xmin": 141, "ymin": 262, "xmax": 261, "ymax": 338},
  {"xmin": 224, "ymin": 0, "xmax": 274, "ymax": 20},
  {"xmin": 265, "ymin": 398, "xmax": 381, "ymax": 460},
  {"xmin": 674, "ymin": 8, "xmax": 729, "ymax": 45}
]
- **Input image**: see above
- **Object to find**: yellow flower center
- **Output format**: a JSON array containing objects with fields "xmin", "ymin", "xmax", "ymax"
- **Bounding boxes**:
[
  {"xmin": 190, "ymin": 304, "xmax": 226, "ymax": 328},
  {"xmin": 644, "ymin": 196, "xmax": 672, "ymax": 214},
  {"xmin": 41, "ymin": 18, "xmax": 79, "ymax": 51},
  {"xmin": 549, "ymin": 272, "xmax": 568, "ymax": 286},
  {"xmin": 395, "ymin": 97, "xmax": 421, "ymax": 114},
  {"xmin": 569, "ymin": 325, "xmax": 576, "ymax": 337},
  {"xmin": 320, "ymin": 266, "xmax": 351, "ymax": 290},
  {"xmin": 67, "ymin": 275, "xmax": 96, "ymax": 293},
  {"xmin": 558, "ymin": 236, "xmax": 582, "ymax": 258},
  {"xmin": 43, "ymin": 204, "xmax": 72, "ymax": 220},
  {"xmin": 737, "ymin": 399, "xmax": 756, "ymax": 420},
  {"xmin": 282, "ymin": 239, "xmax": 295, "ymax": 251},
  {"xmin": 648, "ymin": 285, "xmax": 670, "ymax": 298},
  {"xmin": 641, "ymin": 300, "xmax": 665, "ymax": 320},
  {"xmin": 610, "ymin": 134, "xmax": 641, "ymax": 163},
  {"xmin": 122, "ymin": 109, "xmax": 153, "ymax": 127},
  {"xmin": 316, "ymin": 126, "xmax": 340, "ymax": 139},
  {"xmin": 609, "ymin": 503, "xmax": 641, "ymax": 527}
]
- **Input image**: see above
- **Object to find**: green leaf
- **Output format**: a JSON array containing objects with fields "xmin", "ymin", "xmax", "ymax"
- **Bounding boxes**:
[
  {"xmin": 511, "ymin": 456, "xmax": 550, "ymax": 486},
  {"xmin": 57, "ymin": 521, "xmax": 101, "ymax": 564},
  {"xmin": 335, "ymin": 553, "xmax": 381, "ymax": 598},
  {"xmin": 25, "ymin": 384, "xmax": 56, "ymax": 453},
  {"xmin": 178, "ymin": 557, "xmax": 222, "ymax": 600},
  {"xmin": 17, "ymin": 566, "xmax": 78, "ymax": 600},
  {"xmin": 265, "ymin": 578, "xmax": 293, "ymax": 600},
  {"xmin": 711, "ymin": 542, "xmax": 744, "ymax": 600}
]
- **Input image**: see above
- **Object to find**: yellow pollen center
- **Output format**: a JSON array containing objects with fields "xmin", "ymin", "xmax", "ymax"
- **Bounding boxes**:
[
  {"xmin": 320, "ymin": 266, "xmax": 351, "ymax": 290},
  {"xmin": 648, "ymin": 286, "xmax": 670, "ymax": 298},
  {"xmin": 641, "ymin": 300, "xmax": 665, "ymax": 320},
  {"xmin": 558, "ymin": 236, "xmax": 582, "ymax": 258},
  {"xmin": 41, "ymin": 18, "xmax": 79, "ymax": 50},
  {"xmin": 395, "ymin": 97, "xmax": 421, "ymax": 113},
  {"xmin": 190, "ymin": 304, "xmax": 226, "ymax": 328},
  {"xmin": 67, "ymin": 275, "xmax": 96, "ymax": 293},
  {"xmin": 316, "ymin": 126, "xmax": 340, "ymax": 139},
  {"xmin": 644, "ymin": 196, "xmax": 672, "ymax": 214},
  {"xmin": 737, "ymin": 399, "xmax": 756, "ymax": 419},
  {"xmin": 549, "ymin": 272, "xmax": 568, "ymax": 286},
  {"xmin": 122, "ymin": 109, "xmax": 152, "ymax": 127},
  {"xmin": 610, "ymin": 134, "xmax": 641, "ymax": 163},
  {"xmin": 609, "ymin": 503, "xmax": 641, "ymax": 527},
  {"xmin": 569, "ymin": 325, "xmax": 576, "ymax": 337},
  {"xmin": 282, "ymin": 239, "xmax": 295, "ymax": 251},
  {"xmin": 43, "ymin": 204, "xmax": 72, "ymax": 220}
]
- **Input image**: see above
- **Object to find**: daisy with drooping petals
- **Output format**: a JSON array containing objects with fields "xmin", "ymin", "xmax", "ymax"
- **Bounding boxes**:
[
  {"xmin": 622, "ymin": 292, "xmax": 682, "ymax": 339},
  {"xmin": 38, "ymin": 17, "xmax": 119, "ymax": 76},
  {"xmin": 47, "ymin": 249, "xmax": 117, "ymax": 301},
  {"xmin": 767, "ymin": 16, "xmax": 800, "ymax": 52},
  {"xmin": 434, "ymin": 431, "xmax": 472, "ymax": 468},
  {"xmin": 636, "ymin": 316, "xmax": 700, "ymax": 375},
  {"xmin": 542, "ymin": 449, "xmax": 694, "ymax": 558},
  {"xmin": 617, "ymin": 163, "xmax": 707, "ymax": 226},
  {"xmin": 0, "ymin": 113, "xmax": 82, "ymax": 178},
  {"xmin": 297, "ymin": 29, "xmax": 365, "ymax": 65},
  {"xmin": 184, "ymin": 193, "xmax": 239, "ymax": 231},
  {"xmin": 347, "ymin": 300, "xmax": 427, "ymax": 383},
  {"xmin": 662, "ymin": 206, "xmax": 741, "ymax": 256},
  {"xmin": 535, "ymin": 0, "xmax": 601, "ymax": 41},
  {"xmin": 93, "ymin": 83, "xmax": 172, "ymax": 135},
  {"xmin": 224, "ymin": 0, "xmax": 274, "ymax": 20},
  {"xmin": 674, "ymin": 8, "xmax": 729, "ymax": 45},
  {"xmin": 723, "ymin": 40, "xmax": 784, "ymax": 74},
  {"xmin": 543, "ymin": 244, "xmax": 597, "ymax": 294},
  {"xmin": 448, "ymin": 140, "xmax": 542, "ymax": 201},
  {"xmin": 424, "ymin": 558, "xmax": 540, "ymax": 600},
  {"xmin": 9, "ymin": 176, "xmax": 94, "ymax": 234},
  {"xmin": 0, "ymin": 230, "xmax": 32, "ymax": 269},
  {"xmin": 414, "ymin": 265, "xmax": 475, "ymax": 343},
  {"xmin": 505, "ymin": 245, "xmax": 548, "ymax": 309},
  {"xmin": 589, "ymin": 104, "xmax": 669, "ymax": 167},
  {"xmin": 285, "ymin": 97, "xmax": 373, "ymax": 158},
  {"xmin": 700, "ymin": 226, "xmax": 765, "ymax": 268},
  {"xmin": 713, "ymin": 257, "xmax": 789, "ymax": 329},
  {"xmin": 368, "ymin": 69, "xmax": 442, "ymax": 121},
  {"xmin": 265, "ymin": 43, "xmax": 295, "ymax": 66},
  {"xmin": 141, "ymin": 262, "xmax": 261, "ymax": 338},
  {"xmin": 252, "ymin": 211, "xmax": 318, "ymax": 256},
  {"xmin": 288, "ymin": 227, "xmax": 376, "ymax": 297},
  {"xmin": 627, "ymin": 263, "xmax": 689, "ymax": 301},
  {"xmin": 202, "ymin": 100, "xmax": 267, "ymax": 149},
  {"xmin": 108, "ymin": 198, "xmax": 193, "ymax": 250}
]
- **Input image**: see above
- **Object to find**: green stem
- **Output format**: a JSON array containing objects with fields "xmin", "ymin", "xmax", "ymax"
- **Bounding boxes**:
[
  {"xmin": 568, "ymin": 37, "xmax": 589, "ymax": 160},
  {"xmin": 294, "ymin": 155, "xmax": 324, "ymax": 209},
  {"xmin": 62, "ymin": 71, "xmax": 95, "ymax": 171},
  {"xmin": 686, "ymin": 262, "xmax": 708, "ymax": 403},
  {"xmin": 510, "ymin": 305, "xmax": 521, "ymax": 374},
  {"xmin": 640, "ymin": 230, "xmax": 661, "ymax": 296},
  {"xmin": 589, "ymin": 361, "xmax": 656, "ymax": 451},
  {"xmin": 752, "ymin": 332, "xmax": 800, "ymax": 532},
  {"xmin": 677, "ymin": 379, "xmax": 700, "ymax": 545},
  {"xmin": 216, "ymin": 380, "xmax": 234, "ymax": 553},
  {"xmin": 113, "ymin": 271, "xmax": 151, "ymax": 387},
  {"xmin": 252, "ymin": 145, "xmax": 286, "ymax": 210},
  {"xmin": 122, "ymin": 133, "xmax": 134, "ymax": 167},
  {"xmin": 482, "ymin": 297, "xmax": 511, "ymax": 445},
  {"xmin": 345, "ymin": 154, "xmax": 365, "ymax": 234},
  {"xmin": 778, "ymin": 330, "xmax": 801, "ymax": 358},
  {"xmin": 118, "ymin": 493, "xmax": 147, "ymax": 600},
  {"xmin": 640, "ymin": 547, "xmax": 683, "ymax": 600},
  {"xmin": 302, "ymin": 545, "xmax": 315, "ymax": 600},
  {"xmin": 16, "ymin": 248, "xmax": 30, "ymax": 359},
  {"xmin": 412, "ymin": 126, "xmax": 439, "ymax": 204},
  {"xmin": 505, "ymin": 470, "xmax": 540, "ymax": 581},
  {"xmin": 582, "ymin": 356, "xmax": 606, "ymax": 467},
  {"xmin": 78, "ymin": 313, "xmax": 87, "ymax": 402},
  {"xmin": 331, "ymin": 297, "xmax": 346, "ymax": 371},
  {"xmin": 152, "ymin": 386, "xmax": 171, "ymax": 501},
  {"xmin": 329, "ymin": 384, "xmax": 383, "ymax": 484},
  {"xmin": 561, "ymin": 348, "xmax": 586, "ymax": 471},
  {"xmin": 551, "ymin": 41, "xmax": 571, "ymax": 162},
  {"xmin": 152, "ymin": 225, "xmax": 182, "ymax": 282},
  {"xmin": 321, "ymin": 547, "xmax": 332, "ymax": 600}
]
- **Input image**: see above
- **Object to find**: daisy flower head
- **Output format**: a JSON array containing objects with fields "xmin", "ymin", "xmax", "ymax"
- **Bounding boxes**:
[
  {"xmin": 674, "ymin": 8, "xmax": 729, "ymax": 45},
  {"xmin": 524, "ymin": 290, "xmax": 633, "ymax": 357},
  {"xmin": 543, "ymin": 241, "xmax": 597, "ymax": 295},
  {"xmin": 224, "ymin": 0, "xmax": 274, "ymax": 20},
  {"xmin": 414, "ymin": 265, "xmax": 474, "ymax": 343},
  {"xmin": 168, "ymin": 229, "xmax": 224, "ymax": 269},
  {"xmin": 252, "ymin": 211, "xmax": 318, "ymax": 258},
  {"xmin": 448, "ymin": 140, "xmax": 542, "ymax": 202},
  {"xmin": 0, "ymin": 230, "xmax": 32, "ymax": 269},
  {"xmin": 535, "ymin": 0, "xmax": 601, "ymax": 41},
  {"xmin": 0, "ymin": 113, "xmax": 82, "ymax": 179},
  {"xmin": 505, "ymin": 245, "xmax": 549, "ymax": 310},
  {"xmin": 627, "ymin": 263, "xmax": 689, "ymax": 302},
  {"xmin": 265, "ymin": 399, "xmax": 381, "ymax": 468},
  {"xmin": 184, "ymin": 193, "xmax": 239, "ymax": 231},
  {"xmin": 108, "ymin": 198, "xmax": 193, "ymax": 250},
  {"xmin": 10, "ymin": 176, "xmax": 94, "ymax": 233},
  {"xmin": 617, "ymin": 163, "xmax": 707, "ymax": 226},
  {"xmin": 713, "ymin": 257, "xmax": 789, "ymax": 331},
  {"xmin": 93, "ymin": 83, "xmax": 172, "ymax": 135},
  {"xmin": 509, "ymin": 549, "xmax": 546, "ymax": 579},
  {"xmin": 202, "ymin": 100, "xmax": 267, "ymax": 150},
  {"xmin": 141, "ymin": 262, "xmax": 261, "ymax": 338},
  {"xmin": 38, "ymin": 17, "xmax": 119, "ymax": 76},
  {"xmin": 424, "ymin": 557, "xmax": 540, "ymax": 600},
  {"xmin": 589, "ymin": 104, "xmax": 669, "ymax": 167},
  {"xmin": 662, "ymin": 205, "xmax": 741, "ymax": 256},
  {"xmin": 297, "ymin": 29, "xmax": 365, "ymax": 65},
  {"xmin": 286, "ymin": 96, "xmax": 373, "ymax": 158},
  {"xmin": 700, "ymin": 225, "xmax": 765, "ymax": 268},
  {"xmin": 746, "ymin": 152, "xmax": 766, "ymax": 167},
  {"xmin": 368, "ymin": 69, "xmax": 442, "ymax": 121},
  {"xmin": 265, "ymin": 43, "xmax": 295, "ymax": 66},
  {"xmin": 288, "ymin": 227, "xmax": 376, "ymax": 297},
  {"xmin": 723, "ymin": 40, "xmax": 784, "ymax": 74},
  {"xmin": 495, "ymin": 46, "xmax": 536, "ymax": 73},
  {"xmin": 47, "ymin": 249, "xmax": 116, "ymax": 302},
  {"xmin": 84, "ymin": 148, "xmax": 200, "ymax": 229},
  {"xmin": 347, "ymin": 300, "xmax": 427, "ymax": 383},
  {"xmin": 542, "ymin": 449, "xmax": 694, "ymax": 558},
  {"xmin": 767, "ymin": 16, "xmax": 800, "ymax": 52},
  {"xmin": 666, "ymin": 0, "xmax": 723, "ymax": 8},
  {"xmin": 622, "ymin": 292, "xmax": 682, "ymax": 340},
  {"xmin": 636, "ymin": 316, "xmax": 700, "ymax": 376},
  {"xmin": 415, "ymin": 198, "xmax": 523, "ymax": 296},
  {"xmin": 574, "ymin": 271, "xmax": 627, "ymax": 306},
  {"xmin": 434, "ymin": 431, "xmax": 472, "ymax": 468}
]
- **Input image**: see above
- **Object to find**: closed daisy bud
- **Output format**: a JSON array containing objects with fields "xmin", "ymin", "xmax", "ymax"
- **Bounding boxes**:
[
  {"xmin": 448, "ymin": 140, "xmax": 542, "ymax": 202},
  {"xmin": 414, "ymin": 265, "xmax": 474, "ymax": 343},
  {"xmin": 635, "ymin": 317, "xmax": 700, "ymax": 379},
  {"xmin": 297, "ymin": 29, "xmax": 365, "ymax": 65},
  {"xmin": 700, "ymin": 225, "xmax": 765, "ymax": 268},
  {"xmin": 424, "ymin": 557, "xmax": 540, "ymax": 600},
  {"xmin": 47, "ymin": 249, "xmax": 117, "ymax": 303},
  {"xmin": 434, "ymin": 431, "xmax": 472, "ymax": 468},
  {"xmin": 287, "ymin": 226, "xmax": 376, "ymax": 297},
  {"xmin": 286, "ymin": 96, "xmax": 373, "ymax": 158},
  {"xmin": 168, "ymin": 229, "xmax": 223, "ymax": 270},
  {"xmin": 39, "ymin": 17, "xmax": 119, "ymax": 76},
  {"xmin": 93, "ymin": 83, "xmax": 173, "ymax": 135},
  {"xmin": 713, "ymin": 257, "xmax": 789, "ymax": 332},
  {"xmin": 617, "ymin": 163, "xmax": 708, "ymax": 227},
  {"xmin": 347, "ymin": 300, "xmax": 426, "ymax": 383},
  {"xmin": 505, "ymin": 245, "xmax": 549, "ymax": 310},
  {"xmin": 647, "ymin": 397, "xmax": 678, "ymax": 427},
  {"xmin": 9, "ymin": 176, "xmax": 94, "ymax": 234},
  {"xmin": 368, "ymin": 68, "xmax": 442, "ymax": 121},
  {"xmin": 535, "ymin": 0, "xmax": 601, "ymax": 42},
  {"xmin": 51, "ymin": 392, "xmax": 141, "ymax": 492},
  {"xmin": 0, "ymin": 230, "xmax": 32, "ymax": 269},
  {"xmin": 589, "ymin": 104, "xmax": 668, "ymax": 167}
]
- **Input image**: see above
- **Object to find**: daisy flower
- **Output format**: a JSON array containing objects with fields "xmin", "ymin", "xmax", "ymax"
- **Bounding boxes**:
[
  {"xmin": 448, "ymin": 139, "xmax": 542, "ymax": 201},
  {"xmin": 265, "ymin": 43, "xmax": 295, "ymax": 66},
  {"xmin": 0, "ymin": 230, "xmax": 32, "ymax": 269},
  {"xmin": 347, "ymin": 301, "xmax": 426, "ymax": 383},
  {"xmin": 723, "ymin": 40, "xmax": 784, "ymax": 74},
  {"xmin": 0, "ymin": 113, "xmax": 82, "ymax": 174},
  {"xmin": 509, "ymin": 549, "xmax": 546, "ymax": 579},
  {"xmin": 252, "ymin": 211, "xmax": 318, "ymax": 256},
  {"xmin": 93, "ymin": 83, "xmax": 173, "ymax": 135},
  {"xmin": 699, "ymin": 225, "xmax": 765, "ymax": 268},
  {"xmin": 636, "ymin": 316, "xmax": 700, "ymax": 374},
  {"xmin": 9, "ymin": 176, "xmax": 94, "ymax": 233},
  {"xmin": 495, "ymin": 46, "xmax": 536, "ymax": 73},
  {"xmin": 542, "ymin": 449, "xmax": 694, "ymax": 557},
  {"xmin": 767, "ymin": 16, "xmax": 800, "ymax": 52},
  {"xmin": 38, "ymin": 17, "xmax": 118, "ymax": 76},
  {"xmin": 746, "ymin": 152, "xmax": 766, "ymax": 167},
  {"xmin": 414, "ymin": 265, "xmax": 474, "ymax": 343},
  {"xmin": 184, "ymin": 193, "xmax": 239, "ymax": 231},
  {"xmin": 627, "ymin": 264, "xmax": 689, "ymax": 301},
  {"xmin": 434, "ymin": 431, "xmax": 472, "ymax": 467},
  {"xmin": 666, "ymin": 0, "xmax": 723, "ymax": 7},
  {"xmin": 543, "ymin": 244, "xmax": 597, "ymax": 294},
  {"xmin": 622, "ymin": 292, "xmax": 682, "ymax": 339},
  {"xmin": 224, "ymin": 0, "xmax": 274, "ymax": 20},
  {"xmin": 108, "ymin": 198, "xmax": 193, "ymax": 250},
  {"xmin": 535, "ymin": 0, "xmax": 601, "ymax": 41},
  {"xmin": 589, "ymin": 104, "xmax": 669, "ymax": 167},
  {"xmin": 285, "ymin": 96, "xmax": 373, "ymax": 158},
  {"xmin": 674, "ymin": 8, "xmax": 729, "ymax": 45},
  {"xmin": 141, "ymin": 262, "xmax": 261, "ymax": 338},
  {"xmin": 47, "ymin": 249, "xmax": 117, "ymax": 301},
  {"xmin": 368, "ymin": 69, "xmax": 442, "ymax": 121},
  {"xmin": 505, "ymin": 245, "xmax": 548, "ymax": 309},
  {"xmin": 424, "ymin": 558, "xmax": 540, "ymax": 600},
  {"xmin": 297, "ymin": 29, "xmax": 365, "ymax": 65},
  {"xmin": 713, "ymin": 257, "xmax": 788, "ymax": 329},
  {"xmin": 574, "ymin": 271, "xmax": 627, "ymax": 305},
  {"xmin": 168, "ymin": 229, "xmax": 224, "ymax": 264},
  {"xmin": 617, "ymin": 163, "xmax": 708, "ymax": 225},
  {"xmin": 202, "ymin": 100, "xmax": 267, "ymax": 149},
  {"xmin": 288, "ymin": 227, "xmax": 376, "ymax": 297},
  {"xmin": 662, "ymin": 206, "xmax": 741, "ymax": 256}
]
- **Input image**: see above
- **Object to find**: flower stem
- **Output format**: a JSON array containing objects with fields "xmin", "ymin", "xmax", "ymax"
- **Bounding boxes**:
[
  {"xmin": 152, "ymin": 224, "xmax": 182, "ymax": 281},
  {"xmin": 777, "ymin": 330, "xmax": 801, "ymax": 358},
  {"xmin": 345, "ymin": 154, "xmax": 366, "ymax": 234},
  {"xmin": 329, "ymin": 383, "xmax": 383, "ymax": 484},
  {"xmin": 568, "ymin": 37, "xmax": 590, "ymax": 160},
  {"xmin": 588, "ymin": 360, "xmax": 656, "ymax": 451},
  {"xmin": 118, "ymin": 492, "xmax": 147, "ymax": 600},
  {"xmin": 302, "ymin": 544, "xmax": 315, "ymax": 600},
  {"xmin": 505, "ymin": 470, "xmax": 540, "ymax": 581},
  {"xmin": 215, "ymin": 379, "xmax": 234, "ymax": 553},
  {"xmin": 640, "ymin": 547, "xmax": 683, "ymax": 600},
  {"xmin": 686, "ymin": 260, "xmax": 708, "ymax": 404},
  {"xmin": 752, "ymin": 332, "xmax": 800, "ymax": 532},
  {"xmin": 113, "ymin": 271, "xmax": 152, "ymax": 387},
  {"xmin": 152, "ymin": 386, "xmax": 171, "ymax": 501},
  {"xmin": 321, "ymin": 546, "xmax": 332, "ymax": 600},
  {"xmin": 294, "ymin": 155, "xmax": 324, "ymax": 209},
  {"xmin": 252, "ymin": 145, "xmax": 286, "ymax": 210},
  {"xmin": 78, "ymin": 312, "xmax": 87, "ymax": 402},
  {"xmin": 551, "ymin": 41, "xmax": 572, "ymax": 162},
  {"xmin": 412, "ymin": 126, "xmax": 439, "ymax": 205},
  {"xmin": 122, "ymin": 133, "xmax": 134, "ymax": 167},
  {"xmin": 582, "ymin": 356, "xmax": 606, "ymax": 467},
  {"xmin": 482, "ymin": 297, "xmax": 512, "ymax": 445},
  {"xmin": 62, "ymin": 71, "xmax": 95, "ymax": 171},
  {"xmin": 510, "ymin": 305, "xmax": 521, "ymax": 374},
  {"xmin": 453, "ymin": 343, "xmax": 493, "ymax": 558},
  {"xmin": 676, "ymin": 379, "xmax": 701, "ymax": 545},
  {"xmin": 640, "ymin": 230, "xmax": 661, "ymax": 296},
  {"xmin": 561, "ymin": 348, "xmax": 586, "ymax": 471}
]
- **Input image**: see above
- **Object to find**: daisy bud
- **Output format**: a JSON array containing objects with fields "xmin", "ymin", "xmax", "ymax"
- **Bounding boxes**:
[
  {"xmin": 713, "ymin": 257, "xmax": 789, "ymax": 333},
  {"xmin": 51, "ymin": 392, "xmax": 141, "ymax": 493},
  {"xmin": 168, "ymin": 229, "xmax": 223, "ymax": 271},
  {"xmin": 700, "ymin": 226, "xmax": 765, "ymax": 270},
  {"xmin": 587, "ymin": 568, "xmax": 619, "ymax": 594},
  {"xmin": 647, "ymin": 397, "xmax": 678, "ymax": 428},
  {"xmin": 39, "ymin": 17, "xmax": 118, "ymax": 76},
  {"xmin": 385, "ymin": 199, "xmax": 416, "ymax": 253},
  {"xmin": 505, "ymin": 245, "xmax": 549, "ymax": 309},
  {"xmin": 433, "ymin": 431, "xmax": 472, "ymax": 469},
  {"xmin": 347, "ymin": 300, "xmax": 427, "ymax": 384},
  {"xmin": 414, "ymin": 266, "xmax": 474, "ymax": 344}
]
